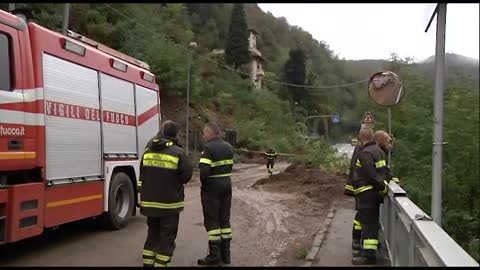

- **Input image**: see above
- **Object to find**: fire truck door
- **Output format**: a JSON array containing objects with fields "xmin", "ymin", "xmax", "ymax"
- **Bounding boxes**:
[{"xmin": 0, "ymin": 24, "xmax": 27, "ymax": 172}]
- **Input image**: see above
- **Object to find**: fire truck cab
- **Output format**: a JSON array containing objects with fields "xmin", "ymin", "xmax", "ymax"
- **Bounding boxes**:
[{"xmin": 0, "ymin": 9, "xmax": 161, "ymax": 245}]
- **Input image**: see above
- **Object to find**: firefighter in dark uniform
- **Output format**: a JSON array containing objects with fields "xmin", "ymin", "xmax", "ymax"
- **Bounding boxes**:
[
  {"xmin": 352, "ymin": 130, "xmax": 399, "ymax": 256},
  {"xmin": 139, "ymin": 120, "xmax": 193, "ymax": 267},
  {"xmin": 197, "ymin": 122, "xmax": 234, "ymax": 266},
  {"xmin": 344, "ymin": 136, "xmax": 363, "ymax": 253},
  {"xmin": 351, "ymin": 127, "xmax": 389, "ymax": 265},
  {"xmin": 375, "ymin": 131, "xmax": 393, "ymax": 188},
  {"xmin": 264, "ymin": 148, "xmax": 277, "ymax": 175},
  {"xmin": 345, "ymin": 138, "xmax": 361, "ymax": 196},
  {"xmin": 375, "ymin": 131, "xmax": 400, "ymax": 184}
]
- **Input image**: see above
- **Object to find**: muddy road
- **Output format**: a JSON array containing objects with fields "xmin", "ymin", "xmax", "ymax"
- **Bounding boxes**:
[{"xmin": 0, "ymin": 162, "xmax": 345, "ymax": 266}]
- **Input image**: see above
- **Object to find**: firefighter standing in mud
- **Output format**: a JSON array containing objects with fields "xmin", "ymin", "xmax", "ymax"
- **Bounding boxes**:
[
  {"xmin": 139, "ymin": 120, "xmax": 193, "ymax": 267},
  {"xmin": 264, "ymin": 148, "xmax": 277, "ymax": 175},
  {"xmin": 197, "ymin": 122, "xmax": 234, "ymax": 266},
  {"xmin": 351, "ymin": 127, "xmax": 388, "ymax": 265}
]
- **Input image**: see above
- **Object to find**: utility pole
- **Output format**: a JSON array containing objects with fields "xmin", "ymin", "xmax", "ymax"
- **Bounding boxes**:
[
  {"xmin": 323, "ymin": 117, "xmax": 329, "ymax": 140},
  {"xmin": 62, "ymin": 3, "xmax": 70, "ymax": 35},
  {"xmin": 194, "ymin": 130, "xmax": 198, "ymax": 168},
  {"xmin": 185, "ymin": 42, "xmax": 197, "ymax": 156},
  {"xmin": 293, "ymin": 101, "xmax": 298, "ymax": 123},
  {"xmin": 428, "ymin": 3, "xmax": 447, "ymax": 227}
]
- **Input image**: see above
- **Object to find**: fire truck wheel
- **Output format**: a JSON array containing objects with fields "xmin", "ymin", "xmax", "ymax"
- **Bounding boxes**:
[{"xmin": 102, "ymin": 172, "xmax": 134, "ymax": 230}]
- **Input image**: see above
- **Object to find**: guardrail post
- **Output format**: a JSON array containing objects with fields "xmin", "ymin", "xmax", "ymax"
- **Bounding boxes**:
[
  {"xmin": 385, "ymin": 181, "xmax": 479, "ymax": 266},
  {"xmin": 383, "ymin": 182, "xmax": 407, "ymax": 266},
  {"xmin": 409, "ymin": 219, "xmax": 416, "ymax": 266}
]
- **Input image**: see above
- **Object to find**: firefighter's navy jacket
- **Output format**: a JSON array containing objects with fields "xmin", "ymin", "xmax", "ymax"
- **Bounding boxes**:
[
  {"xmin": 345, "ymin": 145, "xmax": 362, "ymax": 196},
  {"xmin": 264, "ymin": 150, "xmax": 277, "ymax": 161},
  {"xmin": 353, "ymin": 141, "xmax": 388, "ymax": 209},
  {"xmin": 380, "ymin": 145, "xmax": 400, "ymax": 184},
  {"xmin": 199, "ymin": 137, "xmax": 234, "ymax": 186},
  {"xmin": 139, "ymin": 136, "xmax": 193, "ymax": 217}
]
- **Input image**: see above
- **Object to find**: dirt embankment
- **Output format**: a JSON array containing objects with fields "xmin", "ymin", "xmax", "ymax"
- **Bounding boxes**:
[
  {"xmin": 253, "ymin": 164, "xmax": 346, "ymax": 206},
  {"xmin": 160, "ymin": 94, "xmax": 231, "ymax": 150}
]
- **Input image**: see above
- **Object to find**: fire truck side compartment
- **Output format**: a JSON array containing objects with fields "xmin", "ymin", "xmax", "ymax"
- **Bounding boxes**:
[{"xmin": 43, "ymin": 53, "xmax": 102, "ymax": 181}]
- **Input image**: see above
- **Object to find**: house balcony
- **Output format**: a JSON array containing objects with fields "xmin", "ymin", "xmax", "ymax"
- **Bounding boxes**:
[
  {"xmin": 256, "ymin": 69, "xmax": 265, "ymax": 77},
  {"xmin": 249, "ymin": 48, "xmax": 263, "ymax": 58}
]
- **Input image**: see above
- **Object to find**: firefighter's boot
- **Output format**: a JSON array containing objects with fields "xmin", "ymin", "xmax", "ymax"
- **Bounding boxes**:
[
  {"xmin": 142, "ymin": 249, "xmax": 155, "ymax": 267},
  {"xmin": 197, "ymin": 240, "xmax": 222, "ymax": 266},
  {"xmin": 352, "ymin": 224, "xmax": 362, "ymax": 256},
  {"xmin": 352, "ymin": 239, "xmax": 362, "ymax": 252},
  {"xmin": 221, "ymin": 239, "xmax": 231, "ymax": 264},
  {"xmin": 351, "ymin": 249, "xmax": 377, "ymax": 265}
]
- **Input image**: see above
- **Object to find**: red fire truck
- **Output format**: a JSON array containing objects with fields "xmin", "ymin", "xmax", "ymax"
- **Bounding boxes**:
[{"xmin": 0, "ymin": 9, "xmax": 161, "ymax": 245}]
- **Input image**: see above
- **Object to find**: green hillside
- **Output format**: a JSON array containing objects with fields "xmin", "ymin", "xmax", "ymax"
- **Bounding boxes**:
[{"xmin": 1, "ymin": 3, "xmax": 478, "ymax": 261}]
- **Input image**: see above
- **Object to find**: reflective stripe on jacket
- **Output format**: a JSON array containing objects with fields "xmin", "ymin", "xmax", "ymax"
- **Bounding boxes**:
[
  {"xmin": 345, "ymin": 145, "xmax": 362, "ymax": 196},
  {"xmin": 139, "ymin": 136, "xmax": 193, "ymax": 217},
  {"xmin": 199, "ymin": 137, "xmax": 234, "ymax": 185},
  {"xmin": 264, "ymin": 151, "xmax": 277, "ymax": 160},
  {"xmin": 353, "ymin": 141, "xmax": 388, "ymax": 194}
]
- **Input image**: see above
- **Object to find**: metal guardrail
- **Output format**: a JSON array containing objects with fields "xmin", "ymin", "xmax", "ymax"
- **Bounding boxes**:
[{"xmin": 380, "ymin": 181, "xmax": 479, "ymax": 267}]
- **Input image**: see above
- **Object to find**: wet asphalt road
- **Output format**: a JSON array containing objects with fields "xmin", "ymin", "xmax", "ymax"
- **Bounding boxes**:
[{"xmin": 0, "ymin": 163, "xmax": 286, "ymax": 267}]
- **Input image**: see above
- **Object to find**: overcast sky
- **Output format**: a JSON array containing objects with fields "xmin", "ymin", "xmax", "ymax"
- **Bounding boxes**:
[{"xmin": 258, "ymin": 3, "xmax": 479, "ymax": 62}]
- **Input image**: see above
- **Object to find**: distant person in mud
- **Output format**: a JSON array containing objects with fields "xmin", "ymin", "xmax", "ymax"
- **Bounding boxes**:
[
  {"xmin": 264, "ymin": 148, "xmax": 277, "ymax": 175},
  {"xmin": 198, "ymin": 122, "xmax": 234, "ymax": 266}
]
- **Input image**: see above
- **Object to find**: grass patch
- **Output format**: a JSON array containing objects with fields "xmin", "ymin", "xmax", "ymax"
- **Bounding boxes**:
[{"xmin": 295, "ymin": 246, "xmax": 309, "ymax": 261}]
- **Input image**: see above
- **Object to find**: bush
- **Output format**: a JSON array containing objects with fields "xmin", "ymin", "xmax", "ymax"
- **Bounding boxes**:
[
  {"xmin": 301, "ymin": 139, "xmax": 339, "ymax": 172},
  {"xmin": 468, "ymin": 239, "xmax": 479, "ymax": 262}
]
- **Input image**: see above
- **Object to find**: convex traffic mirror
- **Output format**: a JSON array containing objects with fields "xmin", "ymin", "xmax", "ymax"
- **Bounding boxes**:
[{"xmin": 368, "ymin": 71, "xmax": 404, "ymax": 107}]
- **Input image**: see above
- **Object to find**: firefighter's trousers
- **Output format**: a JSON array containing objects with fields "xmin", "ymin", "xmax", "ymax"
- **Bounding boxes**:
[
  {"xmin": 143, "ymin": 214, "xmax": 179, "ymax": 267},
  {"xmin": 266, "ymin": 160, "xmax": 275, "ymax": 170},
  {"xmin": 352, "ymin": 212, "xmax": 362, "ymax": 242},
  {"xmin": 201, "ymin": 180, "xmax": 233, "ymax": 242},
  {"xmin": 356, "ymin": 190, "xmax": 381, "ymax": 255},
  {"xmin": 352, "ymin": 213, "xmax": 383, "ymax": 247}
]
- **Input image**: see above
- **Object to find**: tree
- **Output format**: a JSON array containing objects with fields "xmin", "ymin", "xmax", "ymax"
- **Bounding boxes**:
[
  {"xmin": 284, "ymin": 48, "xmax": 307, "ymax": 106},
  {"xmin": 224, "ymin": 3, "xmax": 250, "ymax": 70},
  {"xmin": 199, "ymin": 18, "xmax": 220, "ymax": 50}
]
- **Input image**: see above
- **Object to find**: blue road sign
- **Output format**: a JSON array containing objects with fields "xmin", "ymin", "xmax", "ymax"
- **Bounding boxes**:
[{"xmin": 331, "ymin": 114, "xmax": 340, "ymax": 123}]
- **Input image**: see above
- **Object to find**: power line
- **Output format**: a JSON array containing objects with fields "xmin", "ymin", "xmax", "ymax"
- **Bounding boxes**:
[
  {"xmin": 197, "ymin": 52, "xmax": 369, "ymax": 89},
  {"xmin": 265, "ymin": 78, "xmax": 368, "ymax": 89},
  {"xmin": 105, "ymin": 4, "xmax": 142, "ymax": 27},
  {"xmin": 103, "ymin": 3, "xmax": 369, "ymax": 90},
  {"xmin": 260, "ymin": 53, "xmax": 370, "ymax": 88}
]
